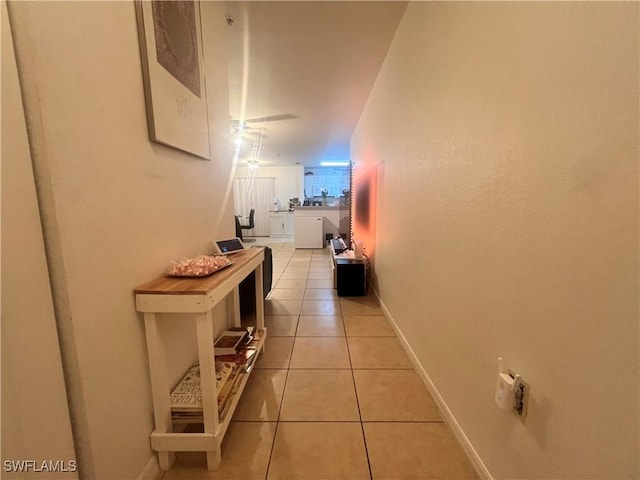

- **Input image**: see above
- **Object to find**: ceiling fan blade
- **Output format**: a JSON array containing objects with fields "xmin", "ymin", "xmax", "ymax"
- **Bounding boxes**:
[
  {"xmin": 231, "ymin": 120, "xmax": 266, "ymax": 133},
  {"xmin": 239, "ymin": 130, "xmax": 267, "ymax": 140},
  {"xmin": 245, "ymin": 114, "xmax": 298, "ymax": 123}
]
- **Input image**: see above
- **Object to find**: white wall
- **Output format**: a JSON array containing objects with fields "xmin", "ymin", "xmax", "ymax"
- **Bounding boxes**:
[
  {"xmin": 3, "ymin": 1, "xmax": 235, "ymax": 478},
  {"xmin": 352, "ymin": 3, "xmax": 638, "ymax": 479},
  {"xmin": 1, "ymin": 3, "xmax": 78, "ymax": 478}
]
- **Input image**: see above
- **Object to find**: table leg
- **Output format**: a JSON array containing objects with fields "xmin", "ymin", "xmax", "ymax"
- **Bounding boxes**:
[
  {"xmin": 231, "ymin": 287, "xmax": 241, "ymax": 328},
  {"xmin": 143, "ymin": 313, "xmax": 175, "ymax": 471},
  {"xmin": 195, "ymin": 311, "xmax": 221, "ymax": 470},
  {"xmin": 255, "ymin": 263, "xmax": 264, "ymax": 331}
]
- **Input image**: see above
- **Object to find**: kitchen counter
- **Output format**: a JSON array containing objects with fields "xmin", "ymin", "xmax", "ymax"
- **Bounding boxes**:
[{"xmin": 294, "ymin": 205, "xmax": 344, "ymax": 210}]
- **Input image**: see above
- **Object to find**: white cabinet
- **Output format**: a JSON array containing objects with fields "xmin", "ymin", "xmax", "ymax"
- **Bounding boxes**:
[
  {"xmin": 284, "ymin": 213, "xmax": 295, "ymax": 235},
  {"xmin": 270, "ymin": 213, "xmax": 285, "ymax": 236},
  {"xmin": 294, "ymin": 216, "xmax": 324, "ymax": 248},
  {"xmin": 270, "ymin": 212, "xmax": 294, "ymax": 237}
]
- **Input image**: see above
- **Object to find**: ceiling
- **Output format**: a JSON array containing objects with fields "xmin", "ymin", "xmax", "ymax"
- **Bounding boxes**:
[{"xmin": 223, "ymin": 1, "xmax": 408, "ymax": 167}]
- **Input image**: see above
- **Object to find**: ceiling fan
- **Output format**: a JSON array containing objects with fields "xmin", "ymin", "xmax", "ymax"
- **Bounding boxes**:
[
  {"xmin": 231, "ymin": 123, "xmax": 266, "ymax": 140},
  {"xmin": 239, "ymin": 114, "xmax": 297, "ymax": 123},
  {"xmin": 230, "ymin": 113, "xmax": 297, "ymax": 135}
]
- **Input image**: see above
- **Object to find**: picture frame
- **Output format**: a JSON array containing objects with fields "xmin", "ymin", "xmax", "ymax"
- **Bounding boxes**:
[{"xmin": 135, "ymin": 0, "xmax": 211, "ymax": 160}]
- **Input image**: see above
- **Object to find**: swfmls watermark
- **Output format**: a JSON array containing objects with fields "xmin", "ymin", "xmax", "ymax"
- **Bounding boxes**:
[{"xmin": 3, "ymin": 459, "xmax": 78, "ymax": 473}]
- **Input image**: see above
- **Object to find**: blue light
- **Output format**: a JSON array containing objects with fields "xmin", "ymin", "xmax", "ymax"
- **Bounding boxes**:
[{"xmin": 320, "ymin": 161, "xmax": 350, "ymax": 167}]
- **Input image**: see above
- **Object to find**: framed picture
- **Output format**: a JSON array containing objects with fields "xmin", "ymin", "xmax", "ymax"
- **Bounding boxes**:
[{"xmin": 135, "ymin": 0, "xmax": 211, "ymax": 159}]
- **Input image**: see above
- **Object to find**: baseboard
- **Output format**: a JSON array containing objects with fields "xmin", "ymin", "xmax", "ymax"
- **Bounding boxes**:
[
  {"xmin": 138, "ymin": 455, "xmax": 161, "ymax": 480},
  {"xmin": 369, "ymin": 286, "xmax": 493, "ymax": 480}
]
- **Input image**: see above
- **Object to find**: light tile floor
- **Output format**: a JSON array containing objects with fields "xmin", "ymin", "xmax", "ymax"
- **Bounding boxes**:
[{"xmin": 162, "ymin": 240, "xmax": 477, "ymax": 480}]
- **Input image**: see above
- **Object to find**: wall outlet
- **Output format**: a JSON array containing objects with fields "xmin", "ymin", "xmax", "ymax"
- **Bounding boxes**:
[{"xmin": 508, "ymin": 369, "xmax": 529, "ymax": 419}]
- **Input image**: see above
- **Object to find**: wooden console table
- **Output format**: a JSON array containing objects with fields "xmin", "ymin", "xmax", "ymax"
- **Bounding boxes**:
[{"xmin": 134, "ymin": 247, "xmax": 266, "ymax": 471}]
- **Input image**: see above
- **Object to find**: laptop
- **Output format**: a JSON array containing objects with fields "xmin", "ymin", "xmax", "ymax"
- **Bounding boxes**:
[{"xmin": 213, "ymin": 237, "xmax": 247, "ymax": 255}]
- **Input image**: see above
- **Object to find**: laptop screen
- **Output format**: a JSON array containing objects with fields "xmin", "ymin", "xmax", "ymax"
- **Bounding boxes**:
[{"xmin": 215, "ymin": 238, "xmax": 245, "ymax": 255}]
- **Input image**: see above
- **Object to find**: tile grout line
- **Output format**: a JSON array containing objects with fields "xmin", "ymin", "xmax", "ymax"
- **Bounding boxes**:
[
  {"xmin": 262, "ymin": 246, "xmax": 295, "ymax": 480},
  {"xmin": 267, "ymin": 247, "xmax": 379, "ymax": 479},
  {"xmin": 271, "ymin": 247, "xmax": 372, "ymax": 479},
  {"xmin": 341, "ymin": 295, "xmax": 375, "ymax": 480}
]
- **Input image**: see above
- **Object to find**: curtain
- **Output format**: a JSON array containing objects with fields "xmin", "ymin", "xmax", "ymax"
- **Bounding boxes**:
[{"xmin": 233, "ymin": 176, "xmax": 277, "ymax": 236}]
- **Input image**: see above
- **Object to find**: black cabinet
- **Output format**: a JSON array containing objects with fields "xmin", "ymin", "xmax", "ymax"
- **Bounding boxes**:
[
  {"xmin": 329, "ymin": 238, "xmax": 368, "ymax": 297},
  {"xmin": 336, "ymin": 258, "xmax": 367, "ymax": 296}
]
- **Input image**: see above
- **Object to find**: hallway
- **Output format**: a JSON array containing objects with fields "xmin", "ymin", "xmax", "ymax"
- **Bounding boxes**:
[{"xmin": 162, "ymin": 242, "xmax": 477, "ymax": 479}]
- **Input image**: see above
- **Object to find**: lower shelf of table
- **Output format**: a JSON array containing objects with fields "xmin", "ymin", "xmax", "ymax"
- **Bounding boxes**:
[
  {"xmin": 151, "ymin": 431, "xmax": 217, "ymax": 452},
  {"xmin": 153, "ymin": 328, "xmax": 267, "ymax": 455}
]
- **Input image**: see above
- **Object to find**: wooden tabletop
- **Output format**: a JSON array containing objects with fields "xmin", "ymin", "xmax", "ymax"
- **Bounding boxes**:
[{"xmin": 134, "ymin": 247, "xmax": 264, "ymax": 295}]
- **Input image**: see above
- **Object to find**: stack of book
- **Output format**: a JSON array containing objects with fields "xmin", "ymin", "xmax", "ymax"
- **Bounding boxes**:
[
  {"xmin": 169, "ymin": 327, "xmax": 262, "ymax": 423},
  {"xmin": 213, "ymin": 326, "xmax": 255, "ymax": 354},
  {"xmin": 214, "ymin": 327, "xmax": 260, "ymax": 417},
  {"xmin": 216, "ymin": 327, "xmax": 261, "ymax": 369}
]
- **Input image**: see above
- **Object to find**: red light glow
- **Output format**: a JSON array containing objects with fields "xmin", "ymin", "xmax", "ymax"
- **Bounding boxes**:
[{"xmin": 351, "ymin": 163, "xmax": 377, "ymax": 259}]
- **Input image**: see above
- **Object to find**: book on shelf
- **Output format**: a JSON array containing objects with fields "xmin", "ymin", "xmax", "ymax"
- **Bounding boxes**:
[
  {"xmin": 216, "ymin": 329, "xmax": 263, "ymax": 372},
  {"xmin": 170, "ymin": 393, "xmax": 202, "ymax": 413},
  {"xmin": 170, "ymin": 364, "xmax": 243, "ymax": 419},
  {"xmin": 215, "ymin": 346, "xmax": 257, "ymax": 367},
  {"xmin": 172, "ymin": 364, "xmax": 200, "ymax": 390},
  {"xmin": 214, "ymin": 327, "xmax": 254, "ymax": 354},
  {"xmin": 169, "ymin": 364, "xmax": 201, "ymax": 412},
  {"xmin": 216, "ymin": 361, "xmax": 235, "ymax": 389},
  {"xmin": 213, "ymin": 332, "xmax": 245, "ymax": 355},
  {"xmin": 173, "ymin": 363, "xmax": 243, "ymax": 423},
  {"xmin": 230, "ymin": 326, "xmax": 256, "ymax": 346},
  {"xmin": 171, "ymin": 412, "xmax": 203, "ymax": 424},
  {"xmin": 169, "ymin": 361, "xmax": 236, "ymax": 413},
  {"xmin": 217, "ymin": 367, "xmax": 244, "ymax": 416},
  {"xmin": 229, "ymin": 325, "xmax": 256, "ymax": 336},
  {"xmin": 169, "ymin": 329, "xmax": 264, "ymax": 422},
  {"xmin": 249, "ymin": 328, "xmax": 263, "ymax": 345}
]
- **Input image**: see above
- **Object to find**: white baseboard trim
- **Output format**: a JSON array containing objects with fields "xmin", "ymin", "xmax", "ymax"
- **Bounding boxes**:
[
  {"xmin": 369, "ymin": 286, "xmax": 493, "ymax": 480},
  {"xmin": 138, "ymin": 455, "xmax": 161, "ymax": 480}
]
